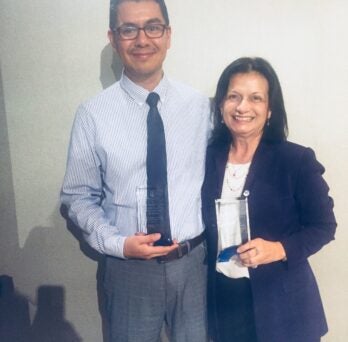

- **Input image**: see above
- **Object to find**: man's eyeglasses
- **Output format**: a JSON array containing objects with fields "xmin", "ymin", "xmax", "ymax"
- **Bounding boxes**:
[{"xmin": 113, "ymin": 23, "xmax": 168, "ymax": 40}]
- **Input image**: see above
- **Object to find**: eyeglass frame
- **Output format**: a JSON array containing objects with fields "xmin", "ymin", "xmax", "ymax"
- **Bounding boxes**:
[{"xmin": 112, "ymin": 23, "xmax": 169, "ymax": 40}]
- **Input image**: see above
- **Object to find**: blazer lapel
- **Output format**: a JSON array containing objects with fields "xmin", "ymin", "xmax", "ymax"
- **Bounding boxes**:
[
  {"xmin": 212, "ymin": 141, "xmax": 277, "ymax": 198},
  {"xmin": 243, "ymin": 141, "xmax": 277, "ymax": 193},
  {"xmin": 215, "ymin": 144, "xmax": 229, "ymax": 197}
]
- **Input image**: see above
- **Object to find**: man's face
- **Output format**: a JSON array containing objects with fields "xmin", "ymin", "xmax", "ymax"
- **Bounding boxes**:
[{"xmin": 109, "ymin": 0, "xmax": 171, "ymax": 87}]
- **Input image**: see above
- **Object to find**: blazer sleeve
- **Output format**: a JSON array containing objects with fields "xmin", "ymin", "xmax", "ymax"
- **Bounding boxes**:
[
  {"xmin": 202, "ymin": 146, "xmax": 218, "ymax": 228},
  {"xmin": 280, "ymin": 147, "xmax": 336, "ymax": 268}
]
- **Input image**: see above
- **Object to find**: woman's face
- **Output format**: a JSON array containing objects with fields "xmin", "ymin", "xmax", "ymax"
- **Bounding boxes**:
[{"xmin": 221, "ymin": 71, "xmax": 271, "ymax": 141}]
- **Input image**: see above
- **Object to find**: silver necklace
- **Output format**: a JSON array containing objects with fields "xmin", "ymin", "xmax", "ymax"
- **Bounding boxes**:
[
  {"xmin": 225, "ymin": 163, "xmax": 250, "ymax": 192},
  {"xmin": 226, "ymin": 163, "xmax": 249, "ymax": 179}
]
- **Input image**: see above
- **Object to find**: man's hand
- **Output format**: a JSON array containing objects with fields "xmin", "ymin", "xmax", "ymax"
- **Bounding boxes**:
[
  {"xmin": 237, "ymin": 238, "xmax": 286, "ymax": 268},
  {"xmin": 124, "ymin": 233, "xmax": 179, "ymax": 259}
]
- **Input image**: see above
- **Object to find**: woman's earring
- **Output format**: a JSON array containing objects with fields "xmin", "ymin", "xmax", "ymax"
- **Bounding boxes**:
[{"xmin": 267, "ymin": 112, "xmax": 271, "ymax": 126}]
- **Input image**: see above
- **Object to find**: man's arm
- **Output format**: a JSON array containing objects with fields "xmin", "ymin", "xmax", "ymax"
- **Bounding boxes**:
[
  {"xmin": 61, "ymin": 105, "xmax": 128, "ymax": 257},
  {"xmin": 61, "ymin": 105, "xmax": 177, "ymax": 258}
]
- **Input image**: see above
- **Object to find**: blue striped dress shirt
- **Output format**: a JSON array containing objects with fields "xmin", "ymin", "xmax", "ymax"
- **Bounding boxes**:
[{"xmin": 61, "ymin": 74, "xmax": 211, "ymax": 258}]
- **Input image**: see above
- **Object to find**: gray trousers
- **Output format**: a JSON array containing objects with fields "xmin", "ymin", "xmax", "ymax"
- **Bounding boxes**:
[{"xmin": 104, "ymin": 243, "xmax": 208, "ymax": 342}]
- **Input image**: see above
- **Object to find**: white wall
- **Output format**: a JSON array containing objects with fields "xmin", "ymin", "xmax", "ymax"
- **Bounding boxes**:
[{"xmin": 1, "ymin": 0, "xmax": 347, "ymax": 341}]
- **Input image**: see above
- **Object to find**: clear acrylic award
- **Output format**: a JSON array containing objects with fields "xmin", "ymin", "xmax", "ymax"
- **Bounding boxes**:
[
  {"xmin": 136, "ymin": 187, "xmax": 149, "ymax": 234},
  {"xmin": 215, "ymin": 191, "xmax": 250, "ymax": 262},
  {"xmin": 136, "ymin": 186, "xmax": 172, "ymax": 246}
]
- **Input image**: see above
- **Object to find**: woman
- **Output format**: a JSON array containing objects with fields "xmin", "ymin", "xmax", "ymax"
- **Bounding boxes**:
[{"xmin": 202, "ymin": 57, "xmax": 336, "ymax": 342}]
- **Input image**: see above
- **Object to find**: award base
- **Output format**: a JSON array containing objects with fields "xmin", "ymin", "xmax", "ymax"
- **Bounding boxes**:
[
  {"xmin": 217, "ymin": 245, "xmax": 238, "ymax": 262},
  {"xmin": 153, "ymin": 237, "xmax": 173, "ymax": 246}
]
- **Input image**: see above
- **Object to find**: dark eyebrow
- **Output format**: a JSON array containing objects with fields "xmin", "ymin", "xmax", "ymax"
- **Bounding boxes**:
[
  {"xmin": 120, "ymin": 18, "xmax": 165, "ymax": 27},
  {"xmin": 251, "ymin": 92, "xmax": 266, "ymax": 96},
  {"xmin": 146, "ymin": 18, "xmax": 164, "ymax": 24}
]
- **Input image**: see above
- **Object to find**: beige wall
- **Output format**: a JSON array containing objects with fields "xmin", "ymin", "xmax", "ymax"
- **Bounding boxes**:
[{"xmin": 1, "ymin": 0, "xmax": 347, "ymax": 341}]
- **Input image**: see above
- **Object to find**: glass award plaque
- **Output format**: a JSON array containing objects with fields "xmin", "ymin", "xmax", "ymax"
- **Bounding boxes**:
[
  {"xmin": 136, "ymin": 186, "xmax": 173, "ymax": 246},
  {"xmin": 215, "ymin": 191, "xmax": 250, "ymax": 262}
]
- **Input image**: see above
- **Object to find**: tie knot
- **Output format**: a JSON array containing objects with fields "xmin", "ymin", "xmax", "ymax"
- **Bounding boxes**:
[{"xmin": 146, "ymin": 92, "xmax": 160, "ymax": 108}]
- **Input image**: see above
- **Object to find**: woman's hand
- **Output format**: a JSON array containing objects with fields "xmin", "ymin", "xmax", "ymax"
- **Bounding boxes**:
[{"xmin": 237, "ymin": 238, "xmax": 286, "ymax": 268}]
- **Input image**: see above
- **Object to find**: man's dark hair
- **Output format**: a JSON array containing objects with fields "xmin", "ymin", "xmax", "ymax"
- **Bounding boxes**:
[
  {"xmin": 110, "ymin": 0, "xmax": 170, "ymax": 30},
  {"xmin": 211, "ymin": 57, "xmax": 288, "ymax": 146}
]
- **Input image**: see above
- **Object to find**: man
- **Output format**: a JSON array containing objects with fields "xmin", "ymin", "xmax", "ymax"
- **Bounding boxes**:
[{"xmin": 61, "ymin": 0, "xmax": 210, "ymax": 341}]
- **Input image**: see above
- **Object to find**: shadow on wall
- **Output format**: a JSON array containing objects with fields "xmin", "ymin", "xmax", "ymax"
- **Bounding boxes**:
[
  {"xmin": 16, "ymin": 208, "xmax": 108, "ymax": 342},
  {"xmin": 100, "ymin": 43, "xmax": 123, "ymax": 89},
  {"xmin": 0, "ymin": 206, "xmax": 108, "ymax": 340},
  {"xmin": 0, "ymin": 275, "xmax": 30, "ymax": 342},
  {"xmin": 0, "ymin": 64, "xmax": 32, "ymax": 342},
  {"xmin": 29, "ymin": 285, "xmax": 82, "ymax": 342},
  {"xmin": 61, "ymin": 205, "xmax": 110, "ymax": 342},
  {"xmin": 0, "ymin": 215, "xmax": 86, "ymax": 342},
  {"xmin": 0, "ymin": 276, "xmax": 82, "ymax": 342},
  {"xmin": 0, "ymin": 45, "xmax": 123, "ymax": 342},
  {"xmin": 0, "ymin": 65, "xmax": 20, "ymax": 274}
]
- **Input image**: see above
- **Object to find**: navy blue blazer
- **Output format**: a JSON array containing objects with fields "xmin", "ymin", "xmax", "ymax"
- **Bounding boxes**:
[{"xmin": 202, "ymin": 140, "xmax": 337, "ymax": 342}]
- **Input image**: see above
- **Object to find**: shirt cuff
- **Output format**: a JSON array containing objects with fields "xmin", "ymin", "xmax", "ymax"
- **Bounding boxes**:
[{"xmin": 104, "ymin": 234, "xmax": 127, "ymax": 259}]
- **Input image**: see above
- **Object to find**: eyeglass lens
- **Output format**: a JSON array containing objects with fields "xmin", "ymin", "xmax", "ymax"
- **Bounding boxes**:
[{"xmin": 117, "ymin": 24, "xmax": 166, "ymax": 40}]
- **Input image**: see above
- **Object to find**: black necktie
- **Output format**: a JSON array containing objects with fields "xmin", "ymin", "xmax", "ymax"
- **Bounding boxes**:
[{"xmin": 146, "ymin": 92, "xmax": 172, "ymax": 246}]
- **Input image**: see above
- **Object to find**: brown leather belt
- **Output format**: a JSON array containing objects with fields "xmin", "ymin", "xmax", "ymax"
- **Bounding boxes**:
[{"xmin": 157, "ymin": 232, "xmax": 205, "ymax": 263}]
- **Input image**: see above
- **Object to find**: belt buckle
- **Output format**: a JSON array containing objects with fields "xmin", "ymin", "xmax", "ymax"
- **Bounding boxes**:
[{"xmin": 177, "ymin": 240, "xmax": 190, "ymax": 258}]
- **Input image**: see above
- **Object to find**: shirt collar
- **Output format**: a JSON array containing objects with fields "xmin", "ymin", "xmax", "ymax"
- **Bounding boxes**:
[{"xmin": 119, "ymin": 71, "xmax": 169, "ymax": 107}]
